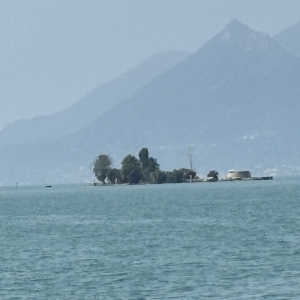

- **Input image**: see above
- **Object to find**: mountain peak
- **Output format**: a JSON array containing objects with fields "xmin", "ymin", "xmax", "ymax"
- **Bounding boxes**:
[
  {"xmin": 224, "ymin": 19, "xmax": 251, "ymax": 33},
  {"xmin": 220, "ymin": 19, "xmax": 271, "ymax": 51}
]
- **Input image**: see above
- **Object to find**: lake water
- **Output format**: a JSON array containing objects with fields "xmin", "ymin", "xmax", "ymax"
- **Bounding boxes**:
[{"xmin": 1, "ymin": 178, "xmax": 300, "ymax": 299}]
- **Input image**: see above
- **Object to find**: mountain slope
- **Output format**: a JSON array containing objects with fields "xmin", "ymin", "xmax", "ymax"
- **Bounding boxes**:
[
  {"xmin": 273, "ymin": 21, "xmax": 300, "ymax": 58},
  {"xmin": 1, "ymin": 20, "xmax": 300, "ymax": 183},
  {"xmin": 0, "ymin": 51, "xmax": 190, "ymax": 147}
]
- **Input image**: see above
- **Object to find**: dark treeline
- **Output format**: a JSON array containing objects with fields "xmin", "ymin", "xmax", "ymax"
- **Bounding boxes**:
[{"xmin": 92, "ymin": 147, "xmax": 196, "ymax": 184}]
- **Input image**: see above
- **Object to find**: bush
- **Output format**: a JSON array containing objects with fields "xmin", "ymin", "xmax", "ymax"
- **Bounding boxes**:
[
  {"xmin": 150, "ymin": 170, "xmax": 167, "ymax": 184},
  {"xmin": 166, "ymin": 169, "xmax": 184, "ymax": 183}
]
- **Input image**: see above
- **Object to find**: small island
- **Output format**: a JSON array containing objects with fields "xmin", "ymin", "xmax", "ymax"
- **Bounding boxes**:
[
  {"xmin": 91, "ymin": 147, "xmax": 273, "ymax": 185},
  {"xmin": 92, "ymin": 147, "xmax": 197, "ymax": 185}
]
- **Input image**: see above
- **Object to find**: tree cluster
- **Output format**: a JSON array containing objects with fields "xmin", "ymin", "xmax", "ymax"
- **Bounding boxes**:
[{"xmin": 92, "ymin": 148, "xmax": 196, "ymax": 185}]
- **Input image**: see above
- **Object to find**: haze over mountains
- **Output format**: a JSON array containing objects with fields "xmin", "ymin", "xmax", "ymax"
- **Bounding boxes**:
[
  {"xmin": 1, "ymin": 19, "xmax": 300, "ymax": 184},
  {"xmin": 0, "ymin": 51, "xmax": 190, "ymax": 146},
  {"xmin": 274, "ymin": 21, "xmax": 300, "ymax": 58}
]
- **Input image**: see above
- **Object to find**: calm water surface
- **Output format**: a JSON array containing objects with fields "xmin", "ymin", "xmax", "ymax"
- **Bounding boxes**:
[{"xmin": 1, "ymin": 178, "xmax": 300, "ymax": 299}]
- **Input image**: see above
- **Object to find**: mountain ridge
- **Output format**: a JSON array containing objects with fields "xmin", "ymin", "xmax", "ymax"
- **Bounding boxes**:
[
  {"xmin": 0, "ymin": 51, "xmax": 191, "ymax": 147},
  {"xmin": 273, "ymin": 21, "xmax": 300, "ymax": 58},
  {"xmin": 1, "ymin": 20, "xmax": 300, "ymax": 183}
]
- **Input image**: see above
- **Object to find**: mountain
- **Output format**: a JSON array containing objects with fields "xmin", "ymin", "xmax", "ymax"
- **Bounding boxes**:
[
  {"xmin": 273, "ymin": 21, "xmax": 300, "ymax": 58},
  {"xmin": 1, "ymin": 20, "xmax": 300, "ymax": 184},
  {"xmin": 0, "ymin": 51, "xmax": 190, "ymax": 147}
]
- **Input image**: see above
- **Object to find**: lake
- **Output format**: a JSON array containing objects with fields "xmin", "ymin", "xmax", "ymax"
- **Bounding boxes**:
[{"xmin": 1, "ymin": 178, "xmax": 300, "ymax": 299}]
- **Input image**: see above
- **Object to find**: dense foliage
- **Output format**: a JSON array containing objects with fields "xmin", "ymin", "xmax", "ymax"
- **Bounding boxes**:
[
  {"xmin": 121, "ymin": 154, "xmax": 142, "ymax": 184},
  {"xmin": 92, "ymin": 147, "xmax": 195, "ymax": 185},
  {"xmin": 165, "ymin": 169, "xmax": 184, "ymax": 183},
  {"xmin": 92, "ymin": 154, "xmax": 113, "ymax": 184},
  {"xmin": 138, "ymin": 147, "xmax": 160, "ymax": 182}
]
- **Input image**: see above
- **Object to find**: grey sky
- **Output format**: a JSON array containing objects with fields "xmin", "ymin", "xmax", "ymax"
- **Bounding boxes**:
[{"xmin": 1, "ymin": 0, "xmax": 300, "ymax": 130}]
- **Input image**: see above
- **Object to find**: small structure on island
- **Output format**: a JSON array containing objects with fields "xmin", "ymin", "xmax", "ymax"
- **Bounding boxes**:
[
  {"xmin": 226, "ymin": 170, "xmax": 251, "ymax": 180},
  {"xmin": 223, "ymin": 170, "xmax": 273, "ymax": 181}
]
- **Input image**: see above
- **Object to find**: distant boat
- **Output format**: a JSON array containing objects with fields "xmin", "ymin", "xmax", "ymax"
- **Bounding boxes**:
[{"xmin": 45, "ymin": 185, "xmax": 52, "ymax": 188}]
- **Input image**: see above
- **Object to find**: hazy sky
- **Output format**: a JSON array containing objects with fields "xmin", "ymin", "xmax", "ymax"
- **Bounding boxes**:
[{"xmin": 1, "ymin": 0, "xmax": 300, "ymax": 130}]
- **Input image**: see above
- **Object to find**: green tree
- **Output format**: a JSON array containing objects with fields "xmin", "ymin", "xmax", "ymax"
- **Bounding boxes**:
[
  {"xmin": 150, "ymin": 170, "xmax": 167, "ymax": 184},
  {"xmin": 147, "ymin": 157, "xmax": 160, "ymax": 173},
  {"xmin": 92, "ymin": 154, "xmax": 113, "ymax": 184},
  {"xmin": 166, "ymin": 169, "xmax": 184, "ymax": 183},
  {"xmin": 121, "ymin": 154, "xmax": 142, "ymax": 184},
  {"xmin": 138, "ymin": 148, "xmax": 149, "ymax": 168},
  {"xmin": 207, "ymin": 170, "xmax": 219, "ymax": 181},
  {"xmin": 107, "ymin": 168, "xmax": 122, "ymax": 184},
  {"xmin": 138, "ymin": 147, "xmax": 160, "ymax": 182}
]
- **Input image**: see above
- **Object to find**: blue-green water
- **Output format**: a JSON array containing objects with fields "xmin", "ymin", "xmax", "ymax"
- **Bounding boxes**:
[{"xmin": 1, "ymin": 178, "xmax": 300, "ymax": 299}]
